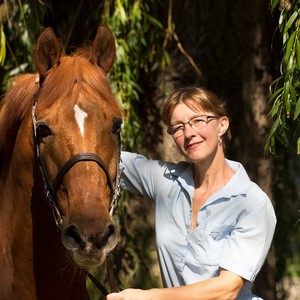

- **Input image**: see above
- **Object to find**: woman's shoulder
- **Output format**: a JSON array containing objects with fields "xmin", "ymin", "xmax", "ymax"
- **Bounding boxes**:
[
  {"xmin": 247, "ymin": 181, "xmax": 273, "ymax": 207},
  {"xmin": 226, "ymin": 159, "xmax": 273, "ymax": 205},
  {"xmin": 121, "ymin": 151, "xmax": 191, "ymax": 172}
]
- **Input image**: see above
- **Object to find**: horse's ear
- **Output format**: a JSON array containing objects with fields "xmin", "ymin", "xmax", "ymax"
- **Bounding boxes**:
[
  {"xmin": 91, "ymin": 24, "xmax": 116, "ymax": 73},
  {"xmin": 34, "ymin": 28, "xmax": 62, "ymax": 80}
]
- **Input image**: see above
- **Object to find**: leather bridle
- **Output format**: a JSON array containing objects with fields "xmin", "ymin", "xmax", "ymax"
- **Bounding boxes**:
[
  {"xmin": 32, "ymin": 77, "xmax": 121, "ymax": 294},
  {"xmin": 32, "ymin": 85, "xmax": 122, "ymax": 229}
]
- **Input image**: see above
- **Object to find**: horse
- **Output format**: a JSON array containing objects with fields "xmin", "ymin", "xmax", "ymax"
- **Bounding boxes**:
[{"xmin": 0, "ymin": 24, "xmax": 122, "ymax": 299}]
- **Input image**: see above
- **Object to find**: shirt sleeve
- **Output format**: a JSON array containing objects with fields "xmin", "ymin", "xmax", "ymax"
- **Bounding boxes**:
[
  {"xmin": 120, "ymin": 151, "xmax": 163, "ymax": 201},
  {"xmin": 219, "ymin": 187, "xmax": 276, "ymax": 282}
]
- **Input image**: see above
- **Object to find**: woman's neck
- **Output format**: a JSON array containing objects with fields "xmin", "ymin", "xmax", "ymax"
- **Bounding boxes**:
[{"xmin": 192, "ymin": 152, "xmax": 233, "ymax": 191}]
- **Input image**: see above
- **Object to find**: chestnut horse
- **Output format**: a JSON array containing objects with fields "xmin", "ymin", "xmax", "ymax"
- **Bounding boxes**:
[{"xmin": 0, "ymin": 25, "xmax": 122, "ymax": 299}]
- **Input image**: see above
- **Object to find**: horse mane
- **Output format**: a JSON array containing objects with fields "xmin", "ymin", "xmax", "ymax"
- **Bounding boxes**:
[
  {"xmin": 0, "ymin": 74, "xmax": 38, "ymax": 163},
  {"xmin": 0, "ymin": 47, "xmax": 121, "ymax": 164}
]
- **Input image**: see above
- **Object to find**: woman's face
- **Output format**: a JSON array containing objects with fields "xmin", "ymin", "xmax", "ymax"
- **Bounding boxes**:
[{"xmin": 170, "ymin": 102, "xmax": 228, "ymax": 162}]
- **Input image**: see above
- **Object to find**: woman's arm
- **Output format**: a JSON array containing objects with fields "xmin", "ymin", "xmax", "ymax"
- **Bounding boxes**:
[{"xmin": 106, "ymin": 269, "xmax": 245, "ymax": 300}]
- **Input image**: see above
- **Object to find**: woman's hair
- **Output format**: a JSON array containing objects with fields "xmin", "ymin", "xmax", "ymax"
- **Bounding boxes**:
[{"xmin": 161, "ymin": 87, "xmax": 231, "ymax": 142}]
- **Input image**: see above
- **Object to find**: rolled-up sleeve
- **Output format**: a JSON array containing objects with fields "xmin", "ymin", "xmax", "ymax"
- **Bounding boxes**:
[{"xmin": 220, "ymin": 188, "xmax": 277, "ymax": 282}]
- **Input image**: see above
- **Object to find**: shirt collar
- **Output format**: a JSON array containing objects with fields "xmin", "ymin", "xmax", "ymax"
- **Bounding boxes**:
[
  {"xmin": 165, "ymin": 161, "xmax": 195, "ymax": 197},
  {"xmin": 165, "ymin": 159, "xmax": 251, "ymax": 205}
]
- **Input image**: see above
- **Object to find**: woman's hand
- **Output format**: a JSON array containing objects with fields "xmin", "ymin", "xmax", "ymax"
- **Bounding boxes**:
[{"xmin": 107, "ymin": 288, "xmax": 155, "ymax": 300}]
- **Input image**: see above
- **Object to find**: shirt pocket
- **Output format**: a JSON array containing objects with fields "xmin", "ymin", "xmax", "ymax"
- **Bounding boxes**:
[{"xmin": 188, "ymin": 224, "xmax": 234, "ymax": 266}]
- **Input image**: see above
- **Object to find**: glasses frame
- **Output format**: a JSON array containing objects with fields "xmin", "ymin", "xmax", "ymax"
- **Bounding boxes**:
[{"xmin": 167, "ymin": 115, "xmax": 220, "ymax": 137}]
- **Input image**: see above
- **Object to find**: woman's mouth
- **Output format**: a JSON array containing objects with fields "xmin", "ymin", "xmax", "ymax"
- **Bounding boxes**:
[{"xmin": 186, "ymin": 141, "xmax": 202, "ymax": 151}]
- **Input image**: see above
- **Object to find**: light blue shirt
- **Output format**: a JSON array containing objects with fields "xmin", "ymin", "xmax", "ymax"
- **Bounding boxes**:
[{"xmin": 120, "ymin": 151, "xmax": 276, "ymax": 299}]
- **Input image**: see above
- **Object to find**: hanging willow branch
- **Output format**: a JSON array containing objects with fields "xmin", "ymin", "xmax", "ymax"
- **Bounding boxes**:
[
  {"xmin": 163, "ymin": 0, "xmax": 202, "ymax": 76},
  {"xmin": 267, "ymin": 0, "xmax": 300, "ymax": 154}
]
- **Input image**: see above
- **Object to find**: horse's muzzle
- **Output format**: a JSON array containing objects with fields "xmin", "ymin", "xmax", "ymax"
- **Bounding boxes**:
[{"xmin": 61, "ymin": 221, "xmax": 119, "ymax": 267}]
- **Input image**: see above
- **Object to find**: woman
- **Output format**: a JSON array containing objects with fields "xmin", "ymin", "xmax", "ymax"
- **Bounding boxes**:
[{"xmin": 108, "ymin": 87, "xmax": 276, "ymax": 300}]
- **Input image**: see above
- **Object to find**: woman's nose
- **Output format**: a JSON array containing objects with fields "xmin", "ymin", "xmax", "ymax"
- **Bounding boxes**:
[{"xmin": 183, "ymin": 123, "xmax": 197, "ymax": 138}]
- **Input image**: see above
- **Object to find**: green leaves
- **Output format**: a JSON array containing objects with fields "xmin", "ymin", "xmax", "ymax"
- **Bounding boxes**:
[
  {"xmin": 284, "ymin": 11, "xmax": 298, "ymax": 34},
  {"xmin": 270, "ymin": 0, "xmax": 280, "ymax": 14},
  {"xmin": 295, "ymin": 95, "xmax": 300, "ymax": 120},
  {"xmin": 296, "ymin": 39, "xmax": 300, "ymax": 69},
  {"xmin": 103, "ymin": 0, "xmax": 165, "ymax": 151},
  {"xmin": 0, "ymin": 25, "xmax": 6, "ymax": 66},
  {"xmin": 267, "ymin": 0, "xmax": 300, "ymax": 154}
]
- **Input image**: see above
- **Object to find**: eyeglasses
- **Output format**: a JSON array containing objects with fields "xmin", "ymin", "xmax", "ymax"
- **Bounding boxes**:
[{"xmin": 167, "ymin": 115, "xmax": 220, "ymax": 138}]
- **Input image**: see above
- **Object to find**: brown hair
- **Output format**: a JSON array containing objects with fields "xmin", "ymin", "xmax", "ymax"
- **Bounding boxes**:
[{"xmin": 162, "ymin": 87, "xmax": 231, "ymax": 141}]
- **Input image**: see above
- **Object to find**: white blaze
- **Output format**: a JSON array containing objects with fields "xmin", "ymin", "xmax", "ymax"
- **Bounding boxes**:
[{"xmin": 74, "ymin": 104, "xmax": 88, "ymax": 136}]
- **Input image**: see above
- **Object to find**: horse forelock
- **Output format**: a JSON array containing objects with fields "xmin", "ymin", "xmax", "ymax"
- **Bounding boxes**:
[{"xmin": 36, "ymin": 52, "xmax": 122, "ymax": 117}]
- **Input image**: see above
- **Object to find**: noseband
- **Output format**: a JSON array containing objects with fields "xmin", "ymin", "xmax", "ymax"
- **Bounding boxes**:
[{"xmin": 32, "ymin": 79, "xmax": 122, "ymax": 230}]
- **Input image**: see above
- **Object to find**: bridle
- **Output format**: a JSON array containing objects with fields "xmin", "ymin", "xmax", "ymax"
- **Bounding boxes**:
[
  {"xmin": 32, "ymin": 78, "xmax": 122, "ymax": 228},
  {"xmin": 32, "ymin": 75, "xmax": 121, "ymax": 295}
]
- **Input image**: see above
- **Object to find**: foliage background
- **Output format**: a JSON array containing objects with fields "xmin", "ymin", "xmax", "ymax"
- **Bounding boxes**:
[
  {"xmin": 267, "ymin": 0, "xmax": 300, "ymax": 155},
  {"xmin": 0, "ymin": 1, "xmax": 299, "ymax": 299}
]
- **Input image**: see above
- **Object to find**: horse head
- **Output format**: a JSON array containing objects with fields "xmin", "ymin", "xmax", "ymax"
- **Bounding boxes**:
[{"xmin": 32, "ymin": 25, "xmax": 122, "ymax": 268}]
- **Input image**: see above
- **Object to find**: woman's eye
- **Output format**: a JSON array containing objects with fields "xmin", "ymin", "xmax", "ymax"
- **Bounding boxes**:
[
  {"xmin": 36, "ymin": 123, "xmax": 52, "ymax": 142},
  {"xmin": 173, "ymin": 125, "xmax": 184, "ymax": 133},
  {"xmin": 192, "ymin": 117, "xmax": 205, "ymax": 124},
  {"xmin": 112, "ymin": 119, "xmax": 122, "ymax": 134}
]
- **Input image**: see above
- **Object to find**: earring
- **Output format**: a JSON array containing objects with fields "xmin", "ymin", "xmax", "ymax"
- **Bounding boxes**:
[{"xmin": 218, "ymin": 136, "xmax": 223, "ymax": 146}]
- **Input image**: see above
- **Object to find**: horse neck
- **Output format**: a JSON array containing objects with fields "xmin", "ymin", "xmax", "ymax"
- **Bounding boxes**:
[{"xmin": 0, "ymin": 113, "xmax": 37, "ymax": 299}]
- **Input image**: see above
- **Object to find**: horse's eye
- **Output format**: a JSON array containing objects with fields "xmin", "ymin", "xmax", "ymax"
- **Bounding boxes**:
[
  {"xmin": 112, "ymin": 118, "xmax": 122, "ymax": 135},
  {"xmin": 36, "ymin": 123, "xmax": 52, "ymax": 142}
]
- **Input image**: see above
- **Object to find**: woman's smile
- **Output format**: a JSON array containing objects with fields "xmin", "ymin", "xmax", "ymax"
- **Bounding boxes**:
[{"xmin": 186, "ymin": 139, "xmax": 203, "ymax": 151}]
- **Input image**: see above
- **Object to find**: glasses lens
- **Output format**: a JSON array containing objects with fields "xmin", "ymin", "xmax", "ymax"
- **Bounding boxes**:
[
  {"xmin": 172, "ymin": 125, "xmax": 184, "ymax": 137},
  {"xmin": 190, "ymin": 116, "xmax": 207, "ymax": 130}
]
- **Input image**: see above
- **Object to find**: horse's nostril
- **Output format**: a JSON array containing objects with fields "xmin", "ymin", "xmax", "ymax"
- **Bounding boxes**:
[
  {"xmin": 63, "ymin": 225, "xmax": 83, "ymax": 249},
  {"xmin": 98, "ymin": 224, "xmax": 115, "ymax": 249},
  {"xmin": 62, "ymin": 223, "xmax": 117, "ymax": 252}
]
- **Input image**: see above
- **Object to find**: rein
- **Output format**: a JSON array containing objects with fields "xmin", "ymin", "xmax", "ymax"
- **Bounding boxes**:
[
  {"xmin": 32, "ymin": 76, "xmax": 121, "ymax": 295},
  {"xmin": 87, "ymin": 255, "xmax": 119, "ymax": 296}
]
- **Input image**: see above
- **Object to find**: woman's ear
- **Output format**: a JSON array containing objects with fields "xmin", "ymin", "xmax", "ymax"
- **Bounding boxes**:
[{"xmin": 218, "ymin": 116, "xmax": 230, "ymax": 137}]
